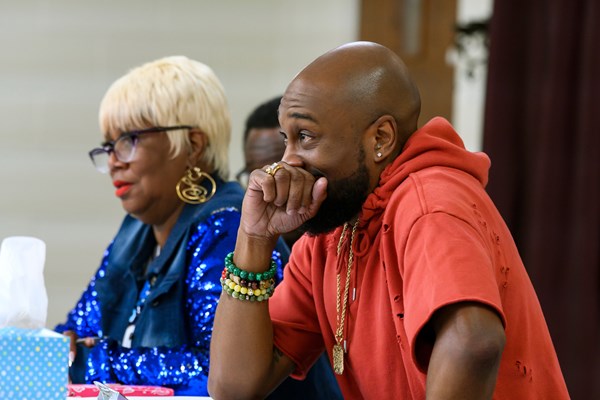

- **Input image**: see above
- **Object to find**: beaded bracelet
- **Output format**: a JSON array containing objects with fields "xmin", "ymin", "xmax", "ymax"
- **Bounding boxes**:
[
  {"xmin": 221, "ymin": 252, "xmax": 277, "ymax": 301},
  {"xmin": 224, "ymin": 252, "xmax": 277, "ymax": 282},
  {"xmin": 221, "ymin": 269, "xmax": 275, "ymax": 290},
  {"xmin": 221, "ymin": 277, "xmax": 275, "ymax": 294},
  {"xmin": 221, "ymin": 281, "xmax": 275, "ymax": 302}
]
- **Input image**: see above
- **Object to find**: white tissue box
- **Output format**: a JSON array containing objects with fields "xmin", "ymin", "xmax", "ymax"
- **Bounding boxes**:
[{"xmin": 0, "ymin": 327, "xmax": 69, "ymax": 400}]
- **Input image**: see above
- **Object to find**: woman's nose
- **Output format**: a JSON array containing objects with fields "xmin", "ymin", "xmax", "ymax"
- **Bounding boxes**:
[{"xmin": 107, "ymin": 151, "xmax": 126, "ymax": 171}]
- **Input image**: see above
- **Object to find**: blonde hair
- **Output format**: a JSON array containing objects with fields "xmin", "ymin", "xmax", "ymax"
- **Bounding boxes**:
[{"xmin": 99, "ymin": 56, "xmax": 231, "ymax": 180}]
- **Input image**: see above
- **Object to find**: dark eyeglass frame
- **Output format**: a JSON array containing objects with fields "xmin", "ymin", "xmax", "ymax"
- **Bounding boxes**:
[{"xmin": 88, "ymin": 125, "xmax": 193, "ymax": 172}]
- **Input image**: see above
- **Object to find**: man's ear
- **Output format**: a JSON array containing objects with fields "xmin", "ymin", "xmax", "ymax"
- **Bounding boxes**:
[
  {"xmin": 369, "ymin": 115, "xmax": 398, "ymax": 163},
  {"xmin": 188, "ymin": 129, "xmax": 207, "ymax": 166}
]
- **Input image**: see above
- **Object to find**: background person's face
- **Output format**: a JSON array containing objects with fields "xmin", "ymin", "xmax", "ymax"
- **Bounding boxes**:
[
  {"xmin": 244, "ymin": 126, "xmax": 305, "ymax": 245},
  {"xmin": 244, "ymin": 127, "xmax": 286, "ymax": 172}
]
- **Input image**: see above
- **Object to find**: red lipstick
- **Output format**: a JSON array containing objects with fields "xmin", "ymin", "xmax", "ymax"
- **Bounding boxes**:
[{"xmin": 113, "ymin": 180, "xmax": 133, "ymax": 197}]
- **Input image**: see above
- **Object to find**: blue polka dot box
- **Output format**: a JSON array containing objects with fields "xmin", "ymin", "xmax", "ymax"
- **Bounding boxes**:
[{"xmin": 0, "ymin": 326, "xmax": 69, "ymax": 400}]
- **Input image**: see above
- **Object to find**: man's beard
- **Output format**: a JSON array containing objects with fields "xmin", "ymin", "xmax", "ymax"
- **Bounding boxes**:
[{"xmin": 300, "ymin": 148, "xmax": 370, "ymax": 236}]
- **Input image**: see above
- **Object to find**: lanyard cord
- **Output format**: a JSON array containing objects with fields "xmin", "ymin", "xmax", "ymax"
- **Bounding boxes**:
[{"xmin": 128, "ymin": 245, "xmax": 160, "ymax": 324}]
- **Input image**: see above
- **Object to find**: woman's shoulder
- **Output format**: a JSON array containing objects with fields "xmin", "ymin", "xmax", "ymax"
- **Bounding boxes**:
[
  {"xmin": 187, "ymin": 204, "xmax": 242, "ymax": 237},
  {"xmin": 213, "ymin": 179, "xmax": 245, "ymax": 203},
  {"xmin": 183, "ymin": 180, "xmax": 242, "ymax": 218}
]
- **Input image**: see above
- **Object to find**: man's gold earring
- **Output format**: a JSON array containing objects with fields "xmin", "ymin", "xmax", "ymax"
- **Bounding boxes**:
[
  {"xmin": 176, "ymin": 167, "xmax": 216, "ymax": 204},
  {"xmin": 375, "ymin": 143, "xmax": 383, "ymax": 157}
]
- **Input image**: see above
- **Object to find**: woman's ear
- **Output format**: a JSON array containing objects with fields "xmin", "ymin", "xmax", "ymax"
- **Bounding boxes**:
[
  {"xmin": 370, "ymin": 115, "xmax": 397, "ymax": 163},
  {"xmin": 188, "ymin": 129, "xmax": 207, "ymax": 166}
]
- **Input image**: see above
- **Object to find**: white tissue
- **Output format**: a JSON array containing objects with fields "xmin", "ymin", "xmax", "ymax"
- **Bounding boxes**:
[{"xmin": 0, "ymin": 236, "xmax": 48, "ymax": 329}]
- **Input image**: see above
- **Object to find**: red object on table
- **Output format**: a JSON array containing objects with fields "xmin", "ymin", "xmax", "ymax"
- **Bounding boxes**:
[{"xmin": 68, "ymin": 383, "xmax": 174, "ymax": 397}]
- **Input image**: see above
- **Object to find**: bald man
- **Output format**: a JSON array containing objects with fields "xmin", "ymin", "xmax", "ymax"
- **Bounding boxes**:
[{"xmin": 209, "ymin": 42, "xmax": 568, "ymax": 399}]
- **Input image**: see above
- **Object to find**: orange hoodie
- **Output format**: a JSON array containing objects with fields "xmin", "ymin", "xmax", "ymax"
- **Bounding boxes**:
[{"xmin": 270, "ymin": 117, "xmax": 569, "ymax": 399}]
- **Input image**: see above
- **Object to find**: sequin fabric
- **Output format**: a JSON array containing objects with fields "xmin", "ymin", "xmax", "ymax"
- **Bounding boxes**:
[{"xmin": 56, "ymin": 208, "xmax": 284, "ymax": 395}]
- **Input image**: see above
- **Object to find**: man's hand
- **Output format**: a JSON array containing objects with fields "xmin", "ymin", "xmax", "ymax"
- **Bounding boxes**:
[
  {"xmin": 241, "ymin": 162, "xmax": 328, "ymax": 240},
  {"xmin": 210, "ymin": 162, "xmax": 328, "ymax": 399}
]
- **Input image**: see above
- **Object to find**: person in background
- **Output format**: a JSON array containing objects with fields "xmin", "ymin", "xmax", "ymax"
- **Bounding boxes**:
[
  {"xmin": 208, "ymin": 42, "xmax": 569, "ymax": 399},
  {"xmin": 238, "ymin": 96, "xmax": 342, "ymax": 399},
  {"xmin": 55, "ymin": 56, "xmax": 288, "ymax": 396},
  {"xmin": 238, "ymin": 96, "xmax": 301, "ymax": 248}
]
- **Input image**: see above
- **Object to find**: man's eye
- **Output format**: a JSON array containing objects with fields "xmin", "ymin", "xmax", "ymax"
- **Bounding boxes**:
[{"xmin": 299, "ymin": 132, "xmax": 311, "ymax": 141}]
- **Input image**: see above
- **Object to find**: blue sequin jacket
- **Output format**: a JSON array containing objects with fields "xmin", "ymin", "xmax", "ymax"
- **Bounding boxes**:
[{"xmin": 55, "ymin": 179, "xmax": 288, "ymax": 395}]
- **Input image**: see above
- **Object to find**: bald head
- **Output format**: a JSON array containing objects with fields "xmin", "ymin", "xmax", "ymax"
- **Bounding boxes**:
[{"xmin": 284, "ymin": 41, "xmax": 421, "ymax": 145}]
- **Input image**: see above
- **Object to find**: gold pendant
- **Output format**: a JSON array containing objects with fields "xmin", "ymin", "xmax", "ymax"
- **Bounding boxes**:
[{"xmin": 333, "ymin": 344, "xmax": 344, "ymax": 375}]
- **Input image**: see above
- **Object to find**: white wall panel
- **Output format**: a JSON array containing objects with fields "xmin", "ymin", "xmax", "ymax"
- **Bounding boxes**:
[{"xmin": 0, "ymin": 0, "xmax": 358, "ymax": 328}]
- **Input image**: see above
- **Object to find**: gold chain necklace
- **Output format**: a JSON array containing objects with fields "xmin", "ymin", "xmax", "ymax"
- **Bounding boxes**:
[{"xmin": 333, "ymin": 219, "xmax": 359, "ymax": 375}]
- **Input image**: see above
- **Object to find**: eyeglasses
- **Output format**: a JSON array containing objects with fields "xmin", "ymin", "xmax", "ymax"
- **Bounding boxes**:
[{"xmin": 88, "ymin": 125, "xmax": 193, "ymax": 173}]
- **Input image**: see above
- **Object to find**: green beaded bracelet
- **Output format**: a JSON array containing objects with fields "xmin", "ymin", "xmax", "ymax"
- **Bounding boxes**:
[{"xmin": 224, "ymin": 252, "xmax": 277, "ymax": 281}]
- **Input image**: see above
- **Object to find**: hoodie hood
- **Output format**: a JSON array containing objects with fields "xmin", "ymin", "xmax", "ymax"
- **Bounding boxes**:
[{"xmin": 360, "ymin": 117, "xmax": 491, "ymax": 225}]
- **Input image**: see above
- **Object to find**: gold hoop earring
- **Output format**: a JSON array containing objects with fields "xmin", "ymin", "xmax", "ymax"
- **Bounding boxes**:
[{"xmin": 176, "ymin": 167, "xmax": 216, "ymax": 204}]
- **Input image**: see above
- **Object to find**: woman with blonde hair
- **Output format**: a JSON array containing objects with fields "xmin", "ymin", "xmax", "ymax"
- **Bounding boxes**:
[{"xmin": 56, "ymin": 56, "xmax": 288, "ymax": 395}]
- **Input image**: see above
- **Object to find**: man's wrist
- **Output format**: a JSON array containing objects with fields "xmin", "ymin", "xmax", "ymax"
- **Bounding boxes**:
[{"xmin": 233, "ymin": 228, "xmax": 279, "ymax": 273}]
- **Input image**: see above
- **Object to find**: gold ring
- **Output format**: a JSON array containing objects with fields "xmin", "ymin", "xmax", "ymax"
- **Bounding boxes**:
[{"xmin": 265, "ymin": 162, "xmax": 283, "ymax": 177}]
